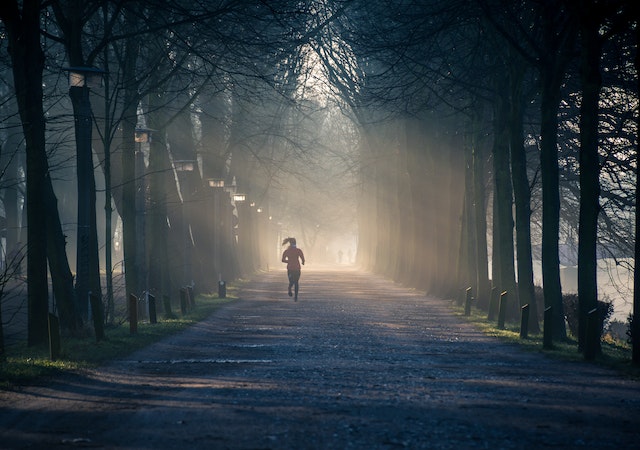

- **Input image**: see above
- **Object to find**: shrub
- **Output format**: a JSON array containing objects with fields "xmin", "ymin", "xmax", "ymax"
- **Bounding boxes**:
[{"xmin": 563, "ymin": 293, "xmax": 613, "ymax": 339}]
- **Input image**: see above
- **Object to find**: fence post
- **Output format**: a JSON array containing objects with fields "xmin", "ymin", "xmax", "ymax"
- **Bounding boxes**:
[
  {"xmin": 464, "ymin": 287, "xmax": 472, "ymax": 316},
  {"xmin": 497, "ymin": 291, "xmax": 508, "ymax": 329},
  {"xmin": 543, "ymin": 306, "xmax": 553, "ymax": 349},
  {"xmin": 520, "ymin": 304, "xmax": 530, "ymax": 339},
  {"xmin": 129, "ymin": 294, "xmax": 138, "ymax": 334},
  {"xmin": 148, "ymin": 293, "xmax": 157, "ymax": 324}
]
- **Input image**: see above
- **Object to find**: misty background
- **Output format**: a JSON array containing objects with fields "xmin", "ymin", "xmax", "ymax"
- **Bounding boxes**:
[{"xmin": 0, "ymin": 1, "xmax": 638, "ymax": 358}]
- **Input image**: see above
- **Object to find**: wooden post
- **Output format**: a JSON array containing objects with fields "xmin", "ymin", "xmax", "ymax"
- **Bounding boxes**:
[
  {"xmin": 129, "ymin": 294, "xmax": 138, "ymax": 334},
  {"xmin": 148, "ymin": 293, "xmax": 157, "ymax": 324},
  {"xmin": 543, "ymin": 306, "xmax": 553, "ymax": 349},
  {"xmin": 464, "ymin": 287, "xmax": 472, "ymax": 316},
  {"xmin": 48, "ymin": 313, "xmax": 61, "ymax": 361},
  {"xmin": 520, "ymin": 304, "xmax": 530, "ymax": 339},
  {"xmin": 497, "ymin": 291, "xmax": 508, "ymax": 329}
]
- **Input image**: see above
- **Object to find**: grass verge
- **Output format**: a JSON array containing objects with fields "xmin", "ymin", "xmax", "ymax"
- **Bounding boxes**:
[
  {"xmin": 0, "ymin": 291, "xmax": 235, "ymax": 390},
  {"xmin": 451, "ymin": 302, "xmax": 640, "ymax": 379}
]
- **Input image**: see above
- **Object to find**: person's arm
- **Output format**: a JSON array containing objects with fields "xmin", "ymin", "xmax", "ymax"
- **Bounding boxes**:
[
  {"xmin": 300, "ymin": 250, "xmax": 305, "ymax": 265},
  {"xmin": 282, "ymin": 251, "xmax": 288, "ymax": 263}
]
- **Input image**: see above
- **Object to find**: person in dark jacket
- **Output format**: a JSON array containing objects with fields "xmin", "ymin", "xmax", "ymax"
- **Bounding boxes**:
[{"xmin": 281, "ymin": 237, "xmax": 305, "ymax": 301}]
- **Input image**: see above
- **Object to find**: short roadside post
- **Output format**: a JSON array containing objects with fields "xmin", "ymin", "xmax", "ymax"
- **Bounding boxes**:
[
  {"xmin": 497, "ymin": 291, "xmax": 508, "ymax": 329},
  {"xmin": 520, "ymin": 304, "xmax": 530, "ymax": 339},
  {"xmin": 464, "ymin": 287, "xmax": 472, "ymax": 316}
]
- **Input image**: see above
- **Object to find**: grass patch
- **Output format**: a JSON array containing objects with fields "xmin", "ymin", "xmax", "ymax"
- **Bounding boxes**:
[
  {"xmin": 451, "ymin": 302, "xmax": 640, "ymax": 379},
  {"xmin": 0, "ymin": 292, "xmax": 235, "ymax": 389}
]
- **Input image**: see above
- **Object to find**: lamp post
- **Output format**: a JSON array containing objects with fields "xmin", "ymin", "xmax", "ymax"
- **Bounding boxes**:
[
  {"xmin": 135, "ymin": 128, "xmax": 152, "ymax": 315},
  {"xmin": 64, "ymin": 66, "xmax": 104, "ymax": 321},
  {"xmin": 175, "ymin": 160, "xmax": 196, "ymax": 286},
  {"xmin": 208, "ymin": 179, "xmax": 224, "ymax": 279},
  {"xmin": 233, "ymin": 193, "xmax": 247, "ymax": 272}
]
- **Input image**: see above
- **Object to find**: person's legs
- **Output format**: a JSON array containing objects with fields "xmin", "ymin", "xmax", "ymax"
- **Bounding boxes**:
[
  {"xmin": 290, "ymin": 270, "xmax": 301, "ymax": 301},
  {"xmin": 287, "ymin": 271, "xmax": 293, "ymax": 296}
]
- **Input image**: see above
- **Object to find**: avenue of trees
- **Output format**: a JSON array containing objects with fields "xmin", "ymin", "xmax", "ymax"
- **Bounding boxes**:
[{"xmin": 0, "ymin": 0, "xmax": 639, "ymax": 364}]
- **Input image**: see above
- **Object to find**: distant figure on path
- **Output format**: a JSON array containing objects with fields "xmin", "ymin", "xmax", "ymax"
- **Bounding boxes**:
[
  {"xmin": 281, "ymin": 237, "xmax": 305, "ymax": 301},
  {"xmin": 337, "ymin": 249, "xmax": 343, "ymax": 264}
]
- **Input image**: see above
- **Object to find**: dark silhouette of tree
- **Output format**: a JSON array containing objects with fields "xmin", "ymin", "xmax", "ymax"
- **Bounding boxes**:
[{"xmin": 1, "ymin": 0, "xmax": 53, "ymax": 345}]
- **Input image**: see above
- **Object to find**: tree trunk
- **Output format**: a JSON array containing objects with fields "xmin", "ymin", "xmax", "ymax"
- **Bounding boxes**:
[
  {"xmin": 69, "ymin": 85, "xmax": 102, "ymax": 319},
  {"xmin": 633, "ymin": 9, "xmax": 640, "ymax": 365},
  {"xmin": 538, "ymin": 7, "xmax": 575, "ymax": 341},
  {"xmin": 2, "ymin": 114, "xmax": 23, "ymax": 258},
  {"xmin": 44, "ymin": 176, "xmax": 79, "ymax": 332},
  {"xmin": 508, "ymin": 60, "xmax": 540, "ymax": 333},
  {"xmin": 492, "ymin": 88, "xmax": 517, "ymax": 304},
  {"xmin": 146, "ymin": 94, "xmax": 174, "ymax": 305},
  {"xmin": 540, "ymin": 69, "xmax": 567, "ymax": 341},
  {"xmin": 1, "ymin": 0, "xmax": 50, "ymax": 346},
  {"xmin": 120, "ymin": 19, "xmax": 141, "ymax": 300},
  {"xmin": 472, "ymin": 110, "xmax": 490, "ymax": 309},
  {"xmin": 577, "ymin": 9, "xmax": 602, "ymax": 356},
  {"xmin": 461, "ymin": 143, "xmax": 476, "ymax": 294},
  {"xmin": 405, "ymin": 117, "xmax": 431, "ymax": 290}
]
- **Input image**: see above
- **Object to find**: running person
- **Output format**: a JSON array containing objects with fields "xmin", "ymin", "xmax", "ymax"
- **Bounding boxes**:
[{"xmin": 281, "ymin": 237, "xmax": 305, "ymax": 301}]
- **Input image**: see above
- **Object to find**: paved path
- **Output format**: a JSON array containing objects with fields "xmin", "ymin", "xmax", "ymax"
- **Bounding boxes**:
[{"xmin": 1, "ymin": 267, "xmax": 639, "ymax": 449}]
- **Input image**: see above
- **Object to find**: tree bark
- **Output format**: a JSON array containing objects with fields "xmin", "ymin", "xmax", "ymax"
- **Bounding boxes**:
[
  {"xmin": 508, "ymin": 60, "xmax": 540, "ymax": 333},
  {"xmin": 69, "ymin": 85, "xmax": 102, "ymax": 319},
  {"xmin": 538, "ymin": 7, "xmax": 575, "ymax": 341},
  {"xmin": 146, "ymin": 93, "xmax": 174, "ymax": 304},
  {"xmin": 577, "ymin": 6, "xmax": 602, "ymax": 356},
  {"xmin": 120, "ymin": 12, "xmax": 141, "ymax": 300},
  {"xmin": 633, "ymin": 16, "xmax": 640, "ymax": 364},
  {"xmin": 44, "ymin": 176, "xmax": 79, "ymax": 332},
  {"xmin": 1, "ymin": 0, "xmax": 50, "ymax": 346},
  {"xmin": 472, "ymin": 107, "xmax": 490, "ymax": 309},
  {"xmin": 492, "ymin": 87, "xmax": 517, "ymax": 304}
]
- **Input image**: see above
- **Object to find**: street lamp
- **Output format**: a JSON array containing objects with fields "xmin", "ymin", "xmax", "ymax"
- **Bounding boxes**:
[
  {"xmin": 64, "ymin": 66, "xmax": 105, "ymax": 89},
  {"xmin": 63, "ymin": 66, "xmax": 105, "ymax": 321},
  {"xmin": 174, "ymin": 160, "xmax": 196, "ymax": 172},
  {"xmin": 207, "ymin": 178, "xmax": 226, "ymax": 291},
  {"xmin": 135, "ymin": 128, "xmax": 153, "ymax": 144},
  {"xmin": 208, "ymin": 178, "xmax": 225, "ymax": 188}
]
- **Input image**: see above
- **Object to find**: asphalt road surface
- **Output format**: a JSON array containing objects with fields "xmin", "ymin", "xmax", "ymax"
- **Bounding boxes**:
[{"xmin": 1, "ymin": 267, "xmax": 639, "ymax": 449}]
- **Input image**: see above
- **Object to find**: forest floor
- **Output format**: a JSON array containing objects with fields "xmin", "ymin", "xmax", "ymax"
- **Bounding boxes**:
[{"xmin": 1, "ymin": 267, "xmax": 639, "ymax": 449}]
